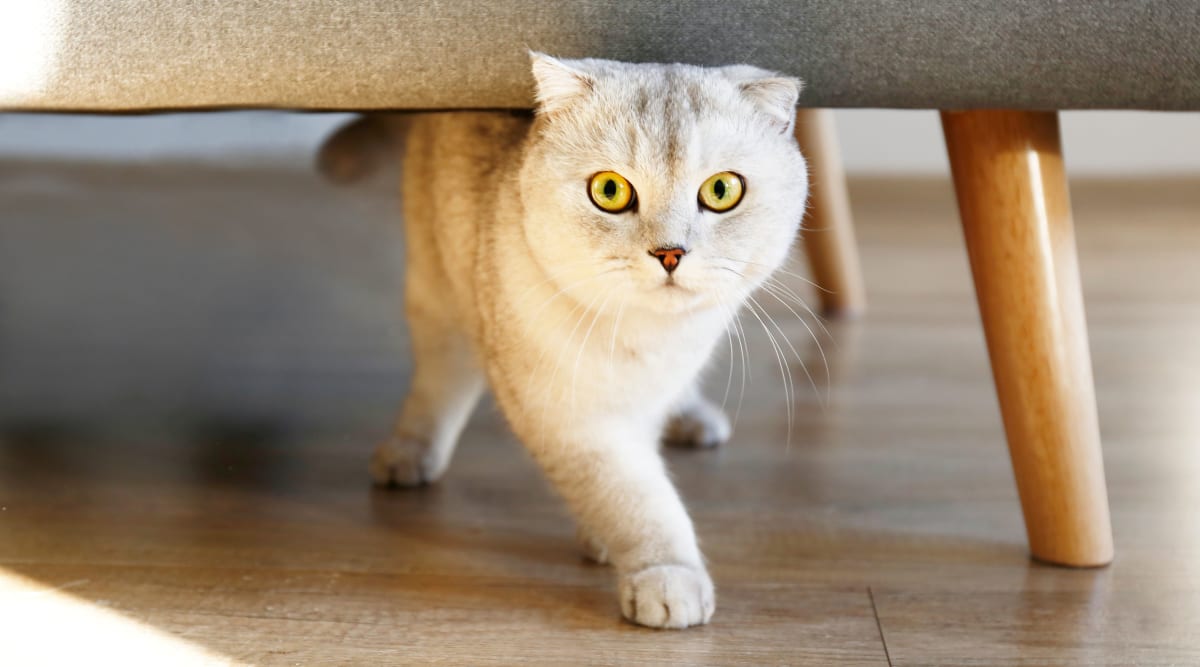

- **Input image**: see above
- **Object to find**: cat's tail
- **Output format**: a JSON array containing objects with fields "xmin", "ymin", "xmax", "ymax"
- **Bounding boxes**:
[{"xmin": 315, "ymin": 114, "xmax": 408, "ymax": 184}]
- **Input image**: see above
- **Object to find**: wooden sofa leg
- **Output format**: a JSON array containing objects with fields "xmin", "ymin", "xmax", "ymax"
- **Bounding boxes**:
[
  {"xmin": 941, "ymin": 110, "xmax": 1113, "ymax": 567},
  {"xmin": 794, "ymin": 109, "xmax": 866, "ymax": 317}
]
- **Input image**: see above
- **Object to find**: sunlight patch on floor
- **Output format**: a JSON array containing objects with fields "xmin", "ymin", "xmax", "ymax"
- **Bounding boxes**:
[{"xmin": 0, "ymin": 568, "xmax": 239, "ymax": 666}]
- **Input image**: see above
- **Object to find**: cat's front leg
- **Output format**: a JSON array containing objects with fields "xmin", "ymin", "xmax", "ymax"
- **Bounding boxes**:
[{"xmin": 523, "ymin": 420, "xmax": 715, "ymax": 629}]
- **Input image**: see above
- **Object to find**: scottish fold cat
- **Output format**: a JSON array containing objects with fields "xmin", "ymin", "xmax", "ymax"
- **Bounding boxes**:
[{"xmin": 320, "ymin": 53, "xmax": 807, "ymax": 628}]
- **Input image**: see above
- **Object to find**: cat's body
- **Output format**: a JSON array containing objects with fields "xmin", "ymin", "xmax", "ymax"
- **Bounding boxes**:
[{"xmin": 322, "ymin": 55, "xmax": 808, "ymax": 628}]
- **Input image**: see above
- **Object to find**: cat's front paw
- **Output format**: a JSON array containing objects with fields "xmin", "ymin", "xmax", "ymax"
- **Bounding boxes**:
[
  {"xmin": 369, "ymin": 435, "xmax": 445, "ymax": 487},
  {"xmin": 663, "ymin": 398, "xmax": 731, "ymax": 449},
  {"xmin": 619, "ymin": 564, "xmax": 715, "ymax": 629}
]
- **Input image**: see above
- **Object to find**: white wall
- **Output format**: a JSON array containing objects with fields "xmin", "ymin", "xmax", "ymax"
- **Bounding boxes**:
[
  {"xmin": 0, "ymin": 111, "xmax": 354, "ymax": 165},
  {"xmin": 1, "ymin": 110, "xmax": 1198, "ymax": 175},
  {"xmin": 835, "ymin": 110, "xmax": 1200, "ymax": 176}
]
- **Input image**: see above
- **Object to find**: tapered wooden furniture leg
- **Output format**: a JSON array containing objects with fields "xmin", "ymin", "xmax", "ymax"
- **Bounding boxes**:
[
  {"xmin": 794, "ymin": 109, "xmax": 866, "ymax": 317},
  {"xmin": 941, "ymin": 110, "xmax": 1113, "ymax": 567}
]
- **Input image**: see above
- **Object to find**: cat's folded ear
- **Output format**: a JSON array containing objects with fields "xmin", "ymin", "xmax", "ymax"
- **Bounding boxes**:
[
  {"xmin": 529, "ymin": 52, "xmax": 596, "ymax": 116},
  {"xmin": 723, "ymin": 66, "xmax": 803, "ymax": 134}
]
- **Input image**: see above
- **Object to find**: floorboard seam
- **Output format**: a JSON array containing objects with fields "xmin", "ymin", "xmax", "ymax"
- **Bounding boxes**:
[{"xmin": 867, "ymin": 586, "xmax": 893, "ymax": 667}]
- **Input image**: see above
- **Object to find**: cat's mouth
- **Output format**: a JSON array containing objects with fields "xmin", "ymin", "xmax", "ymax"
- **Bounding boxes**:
[
  {"xmin": 661, "ymin": 276, "xmax": 689, "ymax": 291},
  {"xmin": 657, "ymin": 277, "xmax": 700, "ymax": 299}
]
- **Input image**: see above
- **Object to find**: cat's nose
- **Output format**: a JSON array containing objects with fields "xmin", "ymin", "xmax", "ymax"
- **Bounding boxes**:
[{"xmin": 650, "ymin": 247, "xmax": 687, "ymax": 274}]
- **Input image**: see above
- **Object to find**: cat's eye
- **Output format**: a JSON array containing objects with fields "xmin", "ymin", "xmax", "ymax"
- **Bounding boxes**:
[
  {"xmin": 588, "ymin": 171, "xmax": 636, "ymax": 213},
  {"xmin": 698, "ymin": 171, "xmax": 745, "ymax": 212}
]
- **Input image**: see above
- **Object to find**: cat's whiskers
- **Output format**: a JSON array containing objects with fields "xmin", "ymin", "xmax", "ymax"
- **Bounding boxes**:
[
  {"xmin": 749, "ymin": 292, "xmax": 823, "ymax": 415},
  {"xmin": 525, "ymin": 296, "xmax": 586, "ymax": 409},
  {"xmin": 606, "ymin": 297, "xmax": 628, "ymax": 377},
  {"xmin": 711, "ymin": 292, "xmax": 739, "ymax": 422},
  {"xmin": 527, "ymin": 305, "xmax": 588, "ymax": 450},
  {"xmin": 570, "ymin": 287, "xmax": 616, "ymax": 417},
  {"xmin": 720, "ymin": 291, "xmax": 751, "ymax": 430},
  {"xmin": 511, "ymin": 258, "xmax": 611, "ymax": 311},
  {"xmin": 760, "ymin": 276, "xmax": 836, "ymax": 344},
  {"xmin": 758, "ymin": 282, "xmax": 832, "ymax": 405},
  {"xmin": 714, "ymin": 264, "xmax": 833, "ymax": 403},
  {"xmin": 742, "ymin": 296, "xmax": 795, "ymax": 449},
  {"xmin": 521, "ymin": 271, "xmax": 612, "ymax": 411},
  {"xmin": 712, "ymin": 260, "xmax": 830, "ymax": 339},
  {"xmin": 716, "ymin": 255, "xmax": 830, "ymax": 294},
  {"xmin": 524, "ymin": 276, "xmax": 595, "ymax": 330},
  {"xmin": 522, "ymin": 263, "xmax": 627, "ymax": 329},
  {"xmin": 538, "ymin": 286, "xmax": 612, "ymax": 446}
]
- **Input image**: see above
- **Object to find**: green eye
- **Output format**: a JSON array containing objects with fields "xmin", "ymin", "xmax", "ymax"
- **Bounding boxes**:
[
  {"xmin": 698, "ymin": 171, "xmax": 745, "ymax": 212},
  {"xmin": 589, "ymin": 171, "xmax": 635, "ymax": 212}
]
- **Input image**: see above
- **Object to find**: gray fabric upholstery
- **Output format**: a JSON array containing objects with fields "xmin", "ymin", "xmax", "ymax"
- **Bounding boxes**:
[{"xmin": 1, "ymin": 1, "xmax": 1198, "ymax": 112}]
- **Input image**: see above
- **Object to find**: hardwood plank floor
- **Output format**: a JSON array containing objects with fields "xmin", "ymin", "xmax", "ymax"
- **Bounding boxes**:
[{"xmin": 1, "ymin": 162, "xmax": 1198, "ymax": 665}]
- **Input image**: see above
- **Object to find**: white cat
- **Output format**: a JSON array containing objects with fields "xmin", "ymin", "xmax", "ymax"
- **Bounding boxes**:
[{"xmin": 320, "ymin": 53, "xmax": 808, "ymax": 629}]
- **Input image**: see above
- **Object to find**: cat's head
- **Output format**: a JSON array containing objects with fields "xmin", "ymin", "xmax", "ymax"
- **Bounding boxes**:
[{"xmin": 519, "ymin": 53, "xmax": 808, "ymax": 316}]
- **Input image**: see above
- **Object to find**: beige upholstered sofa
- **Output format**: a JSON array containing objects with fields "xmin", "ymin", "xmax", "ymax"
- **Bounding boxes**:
[{"xmin": 4, "ymin": 0, "xmax": 1199, "ymax": 571}]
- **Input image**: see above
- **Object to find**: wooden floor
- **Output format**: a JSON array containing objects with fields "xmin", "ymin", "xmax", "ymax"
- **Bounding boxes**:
[{"xmin": 2, "ymin": 164, "xmax": 1199, "ymax": 665}]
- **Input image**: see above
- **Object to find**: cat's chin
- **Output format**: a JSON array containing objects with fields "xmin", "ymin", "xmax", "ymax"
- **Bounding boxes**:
[{"xmin": 633, "ymin": 283, "xmax": 723, "ymax": 314}]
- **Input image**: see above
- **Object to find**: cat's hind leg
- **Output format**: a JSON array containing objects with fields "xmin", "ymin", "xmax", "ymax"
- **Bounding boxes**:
[
  {"xmin": 662, "ymin": 384, "xmax": 731, "ymax": 449},
  {"xmin": 371, "ymin": 289, "xmax": 484, "ymax": 487},
  {"xmin": 577, "ymin": 527, "xmax": 609, "ymax": 565}
]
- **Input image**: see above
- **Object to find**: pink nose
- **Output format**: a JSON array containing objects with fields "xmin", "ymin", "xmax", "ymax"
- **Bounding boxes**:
[{"xmin": 651, "ymin": 247, "xmax": 687, "ymax": 274}]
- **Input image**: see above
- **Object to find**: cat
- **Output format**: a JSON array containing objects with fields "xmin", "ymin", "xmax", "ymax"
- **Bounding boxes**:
[{"xmin": 318, "ymin": 53, "xmax": 808, "ymax": 629}]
